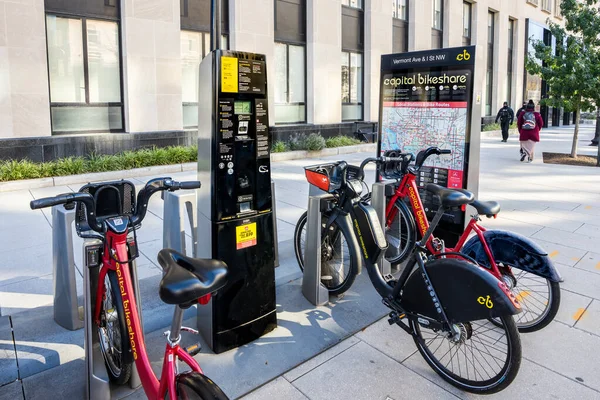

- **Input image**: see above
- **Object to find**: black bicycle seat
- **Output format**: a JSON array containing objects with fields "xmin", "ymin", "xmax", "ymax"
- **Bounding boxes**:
[
  {"xmin": 472, "ymin": 199, "xmax": 501, "ymax": 217},
  {"xmin": 425, "ymin": 184, "xmax": 475, "ymax": 207},
  {"xmin": 157, "ymin": 249, "xmax": 228, "ymax": 306}
]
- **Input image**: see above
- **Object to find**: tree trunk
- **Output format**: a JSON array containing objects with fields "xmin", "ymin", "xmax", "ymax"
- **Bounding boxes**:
[
  {"xmin": 592, "ymin": 107, "xmax": 600, "ymax": 146},
  {"xmin": 597, "ymin": 137, "xmax": 600, "ymax": 166},
  {"xmin": 571, "ymin": 104, "xmax": 580, "ymax": 158}
]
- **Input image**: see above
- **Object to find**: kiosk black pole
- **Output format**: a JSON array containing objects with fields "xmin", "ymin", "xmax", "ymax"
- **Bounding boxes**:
[{"xmin": 210, "ymin": 0, "xmax": 221, "ymax": 51}]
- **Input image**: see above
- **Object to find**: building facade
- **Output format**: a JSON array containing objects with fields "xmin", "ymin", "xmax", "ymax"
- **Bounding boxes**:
[{"xmin": 0, "ymin": 0, "xmax": 566, "ymax": 158}]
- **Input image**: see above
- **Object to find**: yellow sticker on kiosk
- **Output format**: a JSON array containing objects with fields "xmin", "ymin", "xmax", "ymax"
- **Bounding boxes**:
[
  {"xmin": 236, "ymin": 222, "xmax": 257, "ymax": 250},
  {"xmin": 221, "ymin": 56, "xmax": 238, "ymax": 93}
]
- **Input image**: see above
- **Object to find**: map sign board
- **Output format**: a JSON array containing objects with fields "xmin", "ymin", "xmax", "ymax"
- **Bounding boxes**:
[{"xmin": 378, "ymin": 47, "xmax": 476, "ymax": 242}]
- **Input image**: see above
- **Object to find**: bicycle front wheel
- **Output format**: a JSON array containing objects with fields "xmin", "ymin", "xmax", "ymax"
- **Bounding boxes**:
[
  {"xmin": 384, "ymin": 199, "xmax": 417, "ymax": 264},
  {"xmin": 173, "ymin": 372, "xmax": 229, "ymax": 399},
  {"xmin": 293, "ymin": 211, "xmax": 358, "ymax": 296},
  {"xmin": 98, "ymin": 270, "xmax": 133, "ymax": 385},
  {"xmin": 410, "ymin": 315, "xmax": 521, "ymax": 394}
]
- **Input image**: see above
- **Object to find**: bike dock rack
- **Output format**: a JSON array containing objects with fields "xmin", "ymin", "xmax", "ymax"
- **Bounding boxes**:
[
  {"xmin": 51, "ymin": 205, "xmax": 83, "ymax": 331},
  {"xmin": 371, "ymin": 182, "xmax": 393, "ymax": 276},
  {"xmin": 301, "ymin": 193, "xmax": 332, "ymax": 306},
  {"xmin": 83, "ymin": 237, "xmax": 143, "ymax": 399},
  {"xmin": 163, "ymin": 190, "xmax": 198, "ymax": 257}
]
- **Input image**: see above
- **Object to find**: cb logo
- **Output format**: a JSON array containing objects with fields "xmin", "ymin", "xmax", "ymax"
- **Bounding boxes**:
[
  {"xmin": 477, "ymin": 295, "xmax": 494, "ymax": 309},
  {"xmin": 456, "ymin": 49, "xmax": 471, "ymax": 61}
]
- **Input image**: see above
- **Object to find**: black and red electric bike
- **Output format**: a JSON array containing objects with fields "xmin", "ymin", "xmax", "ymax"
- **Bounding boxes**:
[{"xmin": 31, "ymin": 178, "xmax": 229, "ymax": 400}]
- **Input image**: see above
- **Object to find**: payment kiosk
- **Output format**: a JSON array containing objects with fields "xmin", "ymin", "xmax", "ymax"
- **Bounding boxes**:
[{"xmin": 197, "ymin": 50, "xmax": 277, "ymax": 354}]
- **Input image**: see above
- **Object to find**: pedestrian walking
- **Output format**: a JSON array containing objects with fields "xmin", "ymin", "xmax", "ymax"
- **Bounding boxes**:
[
  {"xmin": 495, "ymin": 102, "xmax": 514, "ymax": 142},
  {"xmin": 517, "ymin": 100, "xmax": 544, "ymax": 163}
]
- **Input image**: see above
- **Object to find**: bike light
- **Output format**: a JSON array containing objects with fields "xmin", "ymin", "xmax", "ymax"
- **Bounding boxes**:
[{"xmin": 198, "ymin": 294, "xmax": 211, "ymax": 305}]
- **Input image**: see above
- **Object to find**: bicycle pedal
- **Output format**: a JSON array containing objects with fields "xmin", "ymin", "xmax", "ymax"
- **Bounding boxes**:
[
  {"xmin": 184, "ymin": 342, "xmax": 202, "ymax": 357},
  {"xmin": 387, "ymin": 312, "xmax": 405, "ymax": 325}
]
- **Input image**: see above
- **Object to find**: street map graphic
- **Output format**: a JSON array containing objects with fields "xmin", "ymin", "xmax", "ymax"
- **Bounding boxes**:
[{"xmin": 380, "ymin": 101, "xmax": 467, "ymax": 188}]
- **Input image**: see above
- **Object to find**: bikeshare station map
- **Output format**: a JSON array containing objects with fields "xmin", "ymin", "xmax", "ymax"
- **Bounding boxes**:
[{"xmin": 379, "ymin": 48, "xmax": 475, "ymax": 226}]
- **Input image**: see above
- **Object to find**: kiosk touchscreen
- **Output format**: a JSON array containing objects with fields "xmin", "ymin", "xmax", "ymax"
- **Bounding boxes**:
[{"xmin": 197, "ymin": 50, "xmax": 277, "ymax": 353}]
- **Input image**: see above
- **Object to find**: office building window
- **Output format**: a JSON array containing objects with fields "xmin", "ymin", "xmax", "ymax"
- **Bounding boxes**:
[
  {"xmin": 485, "ymin": 11, "xmax": 495, "ymax": 116},
  {"xmin": 392, "ymin": 0, "xmax": 407, "ymax": 20},
  {"xmin": 432, "ymin": 0, "xmax": 443, "ymax": 48},
  {"xmin": 181, "ymin": 32, "xmax": 228, "ymax": 128},
  {"xmin": 342, "ymin": 0, "xmax": 362, "ymax": 9},
  {"xmin": 462, "ymin": 2, "xmax": 471, "ymax": 46},
  {"xmin": 274, "ymin": 43, "xmax": 306, "ymax": 124},
  {"xmin": 46, "ymin": 15, "xmax": 123, "ymax": 133},
  {"xmin": 506, "ymin": 19, "xmax": 515, "ymax": 106},
  {"xmin": 554, "ymin": 0, "xmax": 562, "ymax": 17},
  {"xmin": 341, "ymin": 51, "xmax": 363, "ymax": 121},
  {"xmin": 542, "ymin": 0, "xmax": 551, "ymax": 12}
]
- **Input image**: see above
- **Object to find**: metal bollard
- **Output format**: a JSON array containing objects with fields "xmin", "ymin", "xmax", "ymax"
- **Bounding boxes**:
[
  {"xmin": 51, "ymin": 205, "xmax": 83, "ymax": 331},
  {"xmin": 271, "ymin": 180, "xmax": 279, "ymax": 267},
  {"xmin": 371, "ymin": 182, "xmax": 392, "ymax": 276},
  {"xmin": 302, "ymin": 194, "xmax": 332, "ymax": 306},
  {"xmin": 163, "ymin": 190, "xmax": 198, "ymax": 257}
]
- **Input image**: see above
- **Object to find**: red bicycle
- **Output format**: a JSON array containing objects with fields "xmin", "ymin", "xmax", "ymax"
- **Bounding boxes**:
[
  {"xmin": 31, "ymin": 178, "xmax": 229, "ymax": 399},
  {"xmin": 372, "ymin": 147, "xmax": 561, "ymax": 332}
]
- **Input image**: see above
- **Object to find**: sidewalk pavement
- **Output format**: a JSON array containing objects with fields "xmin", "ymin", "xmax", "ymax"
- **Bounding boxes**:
[{"xmin": 0, "ymin": 126, "xmax": 599, "ymax": 399}]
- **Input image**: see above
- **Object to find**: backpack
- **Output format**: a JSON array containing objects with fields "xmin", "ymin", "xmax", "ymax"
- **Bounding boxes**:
[
  {"xmin": 522, "ymin": 111, "xmax": 536, "ymax": 130},
  {"xmin": 499, "ymin": 108, "xmax": 510, "ymax": 122}
]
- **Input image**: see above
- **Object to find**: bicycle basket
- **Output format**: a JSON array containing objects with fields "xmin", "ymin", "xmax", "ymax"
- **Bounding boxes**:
[
  {"xmin": 381, "ymin": 150, "xmax": 408, "ymax": 180},
  {"xmin": 304, "ymin": 164, "xmax": 337, "ymax": 192},
  {"xmin": 75, "ymin": 180, "xmax": 136, "ymax": 234}
]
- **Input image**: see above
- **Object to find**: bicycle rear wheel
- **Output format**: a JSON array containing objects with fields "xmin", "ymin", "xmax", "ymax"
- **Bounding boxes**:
[
  {"xmin": 174, "ymin": 372, "xmax": 229, "ymax": 399},
  {"xmin": 98, "ymin": 269, "xmax": 133, "ymax": 385},
  {"xmin": 294, "ymin": 211, "xmax": 358, "ymax": 296},
  {"xmin": 384, "ymin": 199, "xmax": 416, "ymax": 264},
  {"xmin": 409, "ymin": 315, "xmax": 521, "ymax": 394}
]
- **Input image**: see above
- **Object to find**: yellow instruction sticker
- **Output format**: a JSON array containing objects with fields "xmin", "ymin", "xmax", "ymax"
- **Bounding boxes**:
[
  {"xmin": 236, "ymin": 222, "xmax": 257, "ymax": 250},
  {"xmin": 221, "ymin": 56, "xmax": 238, "ymax": 93}
]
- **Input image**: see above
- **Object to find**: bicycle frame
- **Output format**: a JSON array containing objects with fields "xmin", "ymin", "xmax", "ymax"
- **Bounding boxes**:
[
  {"xmin": 94, "ymin": 229, "xmax": 202, "ymax": 400},
  {"xmin": 385, "ymin": 172, "xmax": 502, "ymax": 277}
]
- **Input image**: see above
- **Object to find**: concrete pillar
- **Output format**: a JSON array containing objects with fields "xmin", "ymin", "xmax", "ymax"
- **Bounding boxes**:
[
  {"xmin": 446, "ymin": 0, "xmax": 464, "ymax": 48},
  {"xmin": 0, "ymin": 0, "xmax": 51, "ymax": 138},
  {"xmin": 364, "ymin": 0, "xmax": 393, "ymax": 122},
  {"xmin": 471, "ymin": 0, "xmax": 488, "ymax": 118},
  {"xmin": 229, "ymin": 0, "xmax": 275, "ymax": 119},
  {"xmin": 512, "ymin": 17, "xmax": 525, "ymax": 108},
  {"xmin": 121, "ymin": 0, "xmax": 183, "ymax": 133},
  {"xmin": 494, "ymin": 9, "xmax": 509, "ymax": 112},
  {"xmin": 409, "ymin": 0, "xmax": 433, "ymax": 51},
  {"xmin": 306, "ymin": 0, "xmax": 341, "ymax": 124}
]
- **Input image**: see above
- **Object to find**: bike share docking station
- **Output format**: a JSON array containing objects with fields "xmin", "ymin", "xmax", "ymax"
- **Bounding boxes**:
[
  {"xmin": 49, "ymin": 182, "xmax": 143, "ymax": 399},
  {"xmin": 302, "ymin": 182, "xmax": 392, "ymax": 306},
  {"xmin": 196, "ymin": 50, "xmax": 277, "ymax": 353}
]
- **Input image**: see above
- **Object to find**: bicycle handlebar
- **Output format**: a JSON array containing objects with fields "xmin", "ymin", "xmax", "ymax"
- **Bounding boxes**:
[
  {"xmin": 357, "ymin": 156, "xmax": 407, "ymax": 180},
  {"xmin": 30, "ymin": 178, "xmax": 201, "ymax": 233}
]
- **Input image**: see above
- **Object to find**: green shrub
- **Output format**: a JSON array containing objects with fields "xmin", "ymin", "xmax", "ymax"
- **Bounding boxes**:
[
  {"xmin": 325, "ymin": 135, "xmax": 362, "ymax": 148},
  {"xmin": 287, "ymin": 134, "xmax": 305, "ymax": 151},
  {"xmin": 482, "ymin": 122, "xmax": 517, "ymax": 132},
  {"xmin": 304, "ymin": 133, "xmax": 326, "ymax": 151},
  {"xmin": 271, "ymin": 141, "xmax": 288, "ymax": 153}
]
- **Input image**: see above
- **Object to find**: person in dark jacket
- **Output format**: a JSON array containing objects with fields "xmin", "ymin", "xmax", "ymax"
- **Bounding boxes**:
[
  {"xmin": 495, "ymin": 102, "xmax": 515, "ymax": 142},
  {"xmin": 516, "ymin": 101, "xmax": 527, "ymax": 120},
  {"xmin": 517, "ymin": 100, "xmax": 544, "ymax": 163}
]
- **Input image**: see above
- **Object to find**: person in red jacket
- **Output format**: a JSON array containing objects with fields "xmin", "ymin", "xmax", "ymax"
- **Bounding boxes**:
[{"xmin": 517, "ymin": 100, "xmax": 544, "ymax": 163}]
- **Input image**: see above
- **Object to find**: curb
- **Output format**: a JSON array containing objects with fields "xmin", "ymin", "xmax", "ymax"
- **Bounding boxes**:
[{"xmin": 0, "ymin": 144, "xmax": 376, "ymax": 192}]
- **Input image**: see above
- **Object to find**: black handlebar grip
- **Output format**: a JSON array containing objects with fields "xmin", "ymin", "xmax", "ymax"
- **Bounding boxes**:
[
  {"xmin": 30, "ymin": 194, "xmax": 71, "ymax": 210},
  {"xmin": 178, "ymin": 181, "xmax": 201, "ymax": 190},
  {"xmin": 440, "ymin": 149, "xmax": 452, "ymax": 155}
]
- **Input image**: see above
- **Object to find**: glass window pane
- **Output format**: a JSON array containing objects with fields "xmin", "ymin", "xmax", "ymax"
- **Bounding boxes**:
[
  {"xmin": 221, "ymin": 34, "xmax": 229, "ymax": 50},
  {"xmin": 46, "ymin": 15, "xmax": 85, "ymax": 103},
  {"xmin": 350, "ymin": 53, "xmax": 362, "ymax": 104},
  {"xmin": 341, "ymin": 52, "xmax": 350, "ymax": 103},
  {"xmin": 288, "ymin": 45, "xmax": 305, "ymax": 103},
  {"xmin": 274, "ymin": 43, "xmax": 288, "ymax": 104},
  {"xmin": 181, "ymin": 30, "xmax": 202, "ymax": 103},
  {"xmin": 204, "ymin": 33, "xmax": 211, "ymax": 57},
  {"xmin": 400, "ymin": 0, "xmax": 407, "ymax": 20},
  {"xmin": 275, "ymin": 104, "xmax": 305, "ymax": 124},
  {"xmin": 342, "ymin": 104, "xmax": 362, "ymax": 120},
  {"xmin": 463, "ymin": 3, "xmax": 470, "ymax": 38},
  {"xmin": 87, "ymin": 19, "xmax": 121, "ymax": 103},
  {"xmin": 183, "ymin": 103, "xmax": 198, "ymax": 128},
  {"xmin": 51, "ymin": 106, "xmax": 122, "ymax": 132},
  {"xmin": 433, "ymin": 0, "xmax": 442, "ymax": 29}
]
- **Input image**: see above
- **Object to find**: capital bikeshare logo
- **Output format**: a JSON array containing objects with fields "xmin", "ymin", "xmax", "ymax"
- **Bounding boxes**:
[
  {"xmin": 384, "ymin": 72, "xmax": 468, "ymax": 87},
  {"xmin": 477, "ymin": 295, "xmax": 494, "ymax": 309},
  {"xmin": 408, "ymin": 187, "xmax": 428, "ymax": 235},
  {"xmin": 456, "ymin": 49, "xmax": 471, "ymax": 61},
  {"xmin": 117, "ymin": 263, "xmax": 138, "ymax": 360}
]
